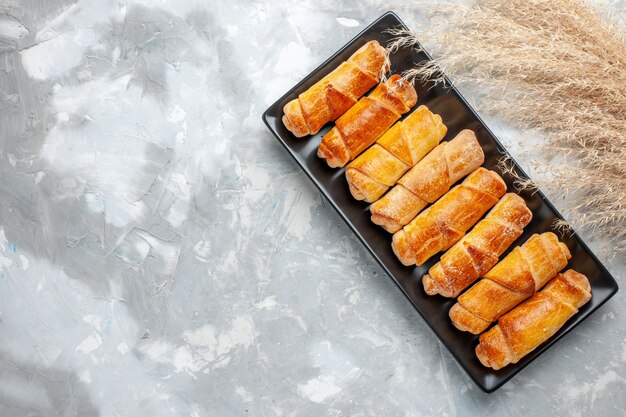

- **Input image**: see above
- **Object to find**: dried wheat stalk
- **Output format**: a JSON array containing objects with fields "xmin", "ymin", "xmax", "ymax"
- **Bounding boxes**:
[{"xmin": 390, "ymin": 0, "xmax": 626, "ymax": 256}]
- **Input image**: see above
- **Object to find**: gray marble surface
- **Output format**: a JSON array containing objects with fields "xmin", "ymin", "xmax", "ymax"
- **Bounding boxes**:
[{"xmin": 0, "ymin": 1, "xmax": 624, "ymax": 416}]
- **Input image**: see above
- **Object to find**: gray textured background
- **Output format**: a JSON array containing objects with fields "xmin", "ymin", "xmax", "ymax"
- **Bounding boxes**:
[{"xmin": 0, "ymin": 1, "xmax": 624, "ymax": 416}]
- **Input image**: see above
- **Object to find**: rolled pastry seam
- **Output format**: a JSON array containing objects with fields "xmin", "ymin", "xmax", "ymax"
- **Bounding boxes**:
[
  {"xmin": 450, "ymin": 232, "xmax": 572, "ymax": 334},
  {"xmin": 475, "ymin": 269, "xmax": 591, "ymax": 370},
  {"xmin": 391, "ymin": 167, "xmax": 506, "ymax": 266},
  {"xmin": 370, "ymin": 129, "xmax": 484, "ymax": 233},
  {"xmin": 345, "ymin": 105, "xmax": 447, "ymax": 203},
  {"xmin": 423, "ymin": 193, "xmax": 532, "ymax": 298},
  {"xmin": 317, "ymin": 74, "xmax": 417, "ymax": 168},
  {"xmin": 282, "ymin": 40, "xmax": 388, "ymax": 137}
]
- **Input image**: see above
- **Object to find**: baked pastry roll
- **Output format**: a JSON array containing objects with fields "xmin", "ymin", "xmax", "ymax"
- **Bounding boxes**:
[
  {"xmin": 345, "ymin": 105, "xmax": 447, "ymax": 203},
  {"xmin": 423, "ymin": 193, "xmax": 532, "ymax": 298},
  {"xmin": 450, "ymin": 232, "xmax": 571, "ymax": 334},
  {"xmin": 282, "ymin": 40, "xmax": 388, "ymax": 137},
  {"xmin": 392, "ymin": 167, "xmax": 506, "ymax": 266},
  {"xmin": 370, "ymin": 130, "xmax": 484, "ymax": 233},
  {"xmin": 318, "ymin": 74, "xmax": 417, "ymax": 168},
  {"xmin": 476, "ymin": 269, "xmax": 591, "ymax": 370}
]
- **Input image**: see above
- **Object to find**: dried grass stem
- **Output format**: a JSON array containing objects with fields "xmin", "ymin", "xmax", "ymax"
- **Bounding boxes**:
[{"xmin": 391, "ymin": 0, "xmax": 626, "ymax": 256}]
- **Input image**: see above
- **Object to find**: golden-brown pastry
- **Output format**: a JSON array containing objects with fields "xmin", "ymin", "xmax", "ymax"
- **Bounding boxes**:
[
  {"xmin": 423, "ymin": 193, "xmax": 532, "ymax": 298},
  {"xmin": 345, "ymin": 105, "xmax": 447, "ymax": 202},
  {"xmin": 475, "ymin": 269, "xmax": 591, "ymax": 370},
  {"xmin": 450, "ymin": 232, "xmax": 571, "ymax": 334},
  {"xmin": 370, "ymin": 130, "xmax": 484, "ymax": 233},
  {"xmin": 317, "ymin": 74, "xmax": 417, "ymax": 168},
  {"xmin": 282, "ymin": 40, "xmax": 388, "ymax": 138},
  {"xmin": 392, "ymin": 168, "xmax": 506, "ymax": 266}
]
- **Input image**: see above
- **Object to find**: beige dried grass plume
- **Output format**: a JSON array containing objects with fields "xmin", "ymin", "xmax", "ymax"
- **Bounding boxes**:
[{"xmin": 390, "ymin": 0, "xmax": 626, "ymax": 256}]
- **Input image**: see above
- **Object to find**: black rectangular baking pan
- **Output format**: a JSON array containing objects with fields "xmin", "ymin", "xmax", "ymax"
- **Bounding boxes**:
[{"xmin": 261, "ymin": 11, "xmax": 619, "ymax": 393}]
